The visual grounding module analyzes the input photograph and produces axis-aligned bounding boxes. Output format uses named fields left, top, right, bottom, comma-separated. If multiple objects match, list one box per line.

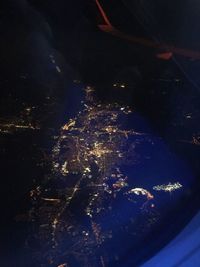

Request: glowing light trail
left=95, top=0, right=200, bottom=60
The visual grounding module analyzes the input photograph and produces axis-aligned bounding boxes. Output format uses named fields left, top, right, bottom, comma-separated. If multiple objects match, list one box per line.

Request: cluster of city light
left=32, top=86, right=184, bottom=266
left=48, top=86, right=157, bottom=261
left=52, top=87, right=138, bottom=183
left=153, top=182, right=183, bottom=192
left=126, top=188, right=154, bottom=200
left=0, top=122, right=39, bottom=131
left=113, top=83, right=126, bottom=88
left=0, top=108, right=40, bottom=134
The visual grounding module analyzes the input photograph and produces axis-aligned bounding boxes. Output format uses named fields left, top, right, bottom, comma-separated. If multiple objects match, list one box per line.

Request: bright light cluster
left=153, top=182, right=183, bottom=192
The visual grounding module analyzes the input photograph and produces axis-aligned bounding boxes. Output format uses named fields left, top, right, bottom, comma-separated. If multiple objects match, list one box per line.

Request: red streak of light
left=95, top=0, right=200, bottom=60
left=157, top=52, right=173, bottom=60
left=95, top=0, right=112, bottom=27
